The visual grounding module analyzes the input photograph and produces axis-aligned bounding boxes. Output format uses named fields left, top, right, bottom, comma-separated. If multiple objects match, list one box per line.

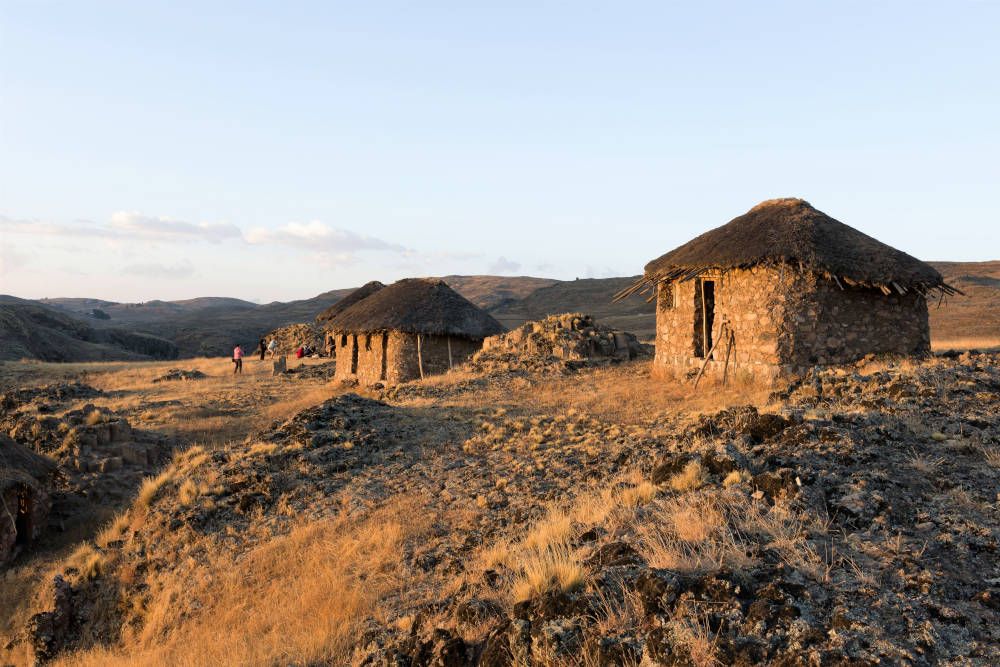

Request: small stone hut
left=618, top=198, right=958, bottom=381
left=315, top=281, right=386, bottom=356
left=326, top=278, right=505, bottom=384
left=1, top=434, right=58, bottom=566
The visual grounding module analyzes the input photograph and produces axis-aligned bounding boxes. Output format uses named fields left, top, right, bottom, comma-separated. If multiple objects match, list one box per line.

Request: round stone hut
left=315, top=281, right=386, bottom=357
left=618, top=198, right=958, bottom=381
left=326, top=278, right=505, bottom=385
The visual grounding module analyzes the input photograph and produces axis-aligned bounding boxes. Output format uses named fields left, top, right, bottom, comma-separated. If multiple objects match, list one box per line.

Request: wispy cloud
left=245, top=220, right=405, bottom=254
left=122, top=259, right=196, bottom=279
left=0, top=245, right=29, bottom=275
left=109, top=212, right=240, bottom=243
left=0, top=212, right=239, bottom=244
left=488, top=256, right=522, bottom=274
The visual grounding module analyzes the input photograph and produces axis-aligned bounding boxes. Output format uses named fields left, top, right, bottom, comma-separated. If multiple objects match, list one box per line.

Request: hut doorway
left=350, top=335, right=359, bottom=374
left=694, top=279, right=716, bottom=358
left=15, top=491, right=33, bottom=545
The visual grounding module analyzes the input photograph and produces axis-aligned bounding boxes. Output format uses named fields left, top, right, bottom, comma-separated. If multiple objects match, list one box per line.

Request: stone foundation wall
left=1, top=485, right=51, bottom=566
left=335, top=331, right=481, bottom=385
left=782, top=273, right=930, bottom=369
left=653, top=267, right=931, bottom=381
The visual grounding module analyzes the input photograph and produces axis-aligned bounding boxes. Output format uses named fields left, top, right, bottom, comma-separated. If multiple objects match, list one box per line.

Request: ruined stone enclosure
left=324, top=278, right=505, bottom=385
left=620, top=198, right=959, bottom=382
left=1, top=434, right=57, bottom=566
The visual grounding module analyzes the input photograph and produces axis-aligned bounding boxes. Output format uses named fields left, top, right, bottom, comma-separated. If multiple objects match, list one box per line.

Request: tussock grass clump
left=247, top=442, right=279, bottom=457
left=178, top=479, right=201, bottom=506
left=722, top=470, right=751, bottom=488
left=85, top=410, right=106, bottom=426
left=136, top=468, right=176, bottom=509
left=512, top=543, right=586, bottom=602
left=522, top=511, right=574, bottom=552
left=669, top=460, right=707, bottom=492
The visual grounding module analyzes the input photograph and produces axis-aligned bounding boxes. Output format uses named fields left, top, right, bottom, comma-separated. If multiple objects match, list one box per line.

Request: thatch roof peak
left=315, top=281, right=386, bottom=324
left=619, top=198, right=957, bottom=299
left=326, top=278, right=505, bottom=339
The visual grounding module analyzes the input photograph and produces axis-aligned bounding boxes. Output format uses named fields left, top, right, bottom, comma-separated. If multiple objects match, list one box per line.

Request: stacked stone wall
left=653, top=266, right=931, bottom=381
left=336, top=331, right=481, bottom=385
left=782, top=275, right=930, bottom=369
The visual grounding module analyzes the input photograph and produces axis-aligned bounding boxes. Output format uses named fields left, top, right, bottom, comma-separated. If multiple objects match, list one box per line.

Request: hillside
left=0, top=302, right=178, bottom=362
left=485, top=276, right=656, bottom=339
left=928, top=261, right=1000, bottom=346
left=3, top=261, right=997, bottom=362
left=1, top=348, right=997, bottom=665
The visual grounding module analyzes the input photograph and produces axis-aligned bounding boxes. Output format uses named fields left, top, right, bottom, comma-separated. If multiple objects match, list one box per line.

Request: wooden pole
left=693, top=324, right=725, bottom=389
left=446, top=336, right=453, bottom=369
left=416, top=334, right=425, bottom=380
left=721, top=328, right=734, bottom=387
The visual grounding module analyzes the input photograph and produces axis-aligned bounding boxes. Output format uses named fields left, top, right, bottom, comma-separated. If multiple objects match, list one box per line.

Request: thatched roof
left=0, top=434, right=57, bottom=493
left=326, top=278, right=506, bottom=339
left=618, top=198, right=958, bottom=299
left=315, top=281, right=386, bottom=324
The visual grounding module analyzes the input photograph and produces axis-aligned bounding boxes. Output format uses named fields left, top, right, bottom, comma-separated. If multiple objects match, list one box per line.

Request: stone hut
left=326, top=278, right=505, bottom=385
left=1, top=434, right=58, bottom=566
left=315, top=281, right=386, bottom=356
left=618, top=198, right=958, bottom=381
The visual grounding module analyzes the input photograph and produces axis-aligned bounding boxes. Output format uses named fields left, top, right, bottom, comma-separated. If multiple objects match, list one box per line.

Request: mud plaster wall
left=335, top=331, right=481, bottom=384
left=653, top=266, right=931, bottom=380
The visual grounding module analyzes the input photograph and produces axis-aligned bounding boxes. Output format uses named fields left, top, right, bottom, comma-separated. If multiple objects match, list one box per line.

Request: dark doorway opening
left=350, top=335, right=359, bottom=374
left=15, top=492, right=33, bottom=545
left=694, top=279, right=716, bottom=358
left=380, top=334, right=389, bottom=381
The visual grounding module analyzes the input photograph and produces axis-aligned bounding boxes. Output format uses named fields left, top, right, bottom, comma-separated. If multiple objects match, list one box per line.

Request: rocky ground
left=1, top=351, right=998, bottom=665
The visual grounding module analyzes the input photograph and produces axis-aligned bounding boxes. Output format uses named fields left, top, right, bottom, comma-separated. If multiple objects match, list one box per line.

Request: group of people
left=231, top=337, right=319, bottom=373
left=230, top=337, right=279, bottom=374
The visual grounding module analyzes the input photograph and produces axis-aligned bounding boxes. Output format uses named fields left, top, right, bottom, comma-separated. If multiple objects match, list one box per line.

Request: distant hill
left=441, top=275, right=559, bottom=311
left=483, top=276, right=655, bottom=339
left=0, top=301, right=178, bottom=362
left=927, top=261, right=1000, bottom=345
left=3, top=261, right=995, bottom=361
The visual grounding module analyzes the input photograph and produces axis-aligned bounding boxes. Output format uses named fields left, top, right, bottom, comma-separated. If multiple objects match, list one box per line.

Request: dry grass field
left=2, top=337, right=999, bottom=665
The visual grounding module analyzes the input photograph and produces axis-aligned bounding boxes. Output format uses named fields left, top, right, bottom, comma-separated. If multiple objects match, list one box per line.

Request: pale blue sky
left=1, top=1, right=997, bottom=302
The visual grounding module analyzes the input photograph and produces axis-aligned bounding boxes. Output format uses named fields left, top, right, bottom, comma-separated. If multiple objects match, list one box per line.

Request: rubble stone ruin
left=1, top=434, right=58, bottom=566
left=323, top=278, right=505, bottom=385
left=617, top=198, right=959, bottom=382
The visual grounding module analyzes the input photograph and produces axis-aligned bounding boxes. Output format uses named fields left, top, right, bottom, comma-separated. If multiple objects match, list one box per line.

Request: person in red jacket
left=232, top=344, right=244, bottom=374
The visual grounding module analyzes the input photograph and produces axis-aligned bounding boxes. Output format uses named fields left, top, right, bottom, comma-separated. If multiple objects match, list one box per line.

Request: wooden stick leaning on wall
left=416, top=334, right=425, bottom=380
left=721, top=329, right=735, bottom=387
left=447, top=336, right=453, bottom=369
left=693, top=322, right=728, bottom=389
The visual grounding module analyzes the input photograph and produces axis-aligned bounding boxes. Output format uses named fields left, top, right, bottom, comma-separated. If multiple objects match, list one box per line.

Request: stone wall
left=782, top=273, right=931, bottom=369
left=335, top=331, right=481, bottom=385
left=653, top=266, right=931, bottom=381
left=1, top=484, right=51, bottom=566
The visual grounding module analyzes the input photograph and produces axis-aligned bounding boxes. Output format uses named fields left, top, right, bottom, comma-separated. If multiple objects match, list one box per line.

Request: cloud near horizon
left=488, top=256, right=522, bottom=274
left=244, top=220, right=405, bottom=255
left=122, top=259, right=196, bottom=279
left=0, top=212, right=240, bottom=244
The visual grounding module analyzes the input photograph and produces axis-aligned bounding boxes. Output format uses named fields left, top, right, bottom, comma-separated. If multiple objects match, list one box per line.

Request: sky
left=1, top=1, right=998, bottom=303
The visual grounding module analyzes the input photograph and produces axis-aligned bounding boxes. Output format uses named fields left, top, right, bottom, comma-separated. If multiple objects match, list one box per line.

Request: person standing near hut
left=258, top=337, right=267, bottom=361
left=267, top=338, right=277, bottom=358
left=232, top=344, right=244, bottom=374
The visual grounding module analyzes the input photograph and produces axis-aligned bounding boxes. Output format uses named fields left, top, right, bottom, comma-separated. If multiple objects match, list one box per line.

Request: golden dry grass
left=55, top=502, right=432, bottom=667
left=930, top=336, right=1000, bottom=351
